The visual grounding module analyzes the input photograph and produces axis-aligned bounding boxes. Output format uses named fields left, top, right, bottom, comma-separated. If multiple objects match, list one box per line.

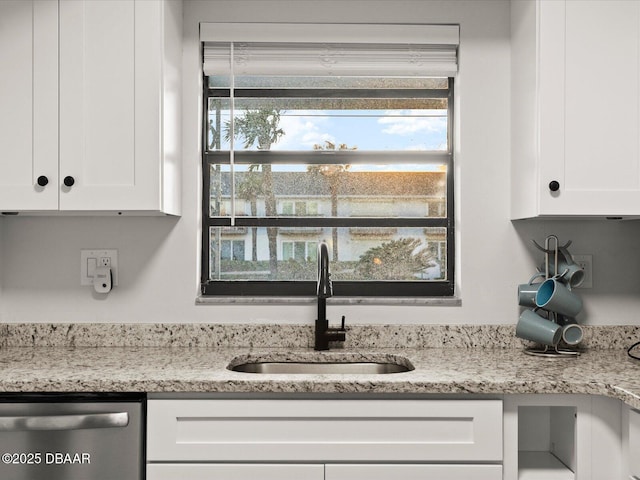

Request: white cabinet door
left=512, top=0, right=640, bottom=218
left=148, top=464, right=503, bottom=480
left=147, top=464, right=324, bottom=480
left=59, top=0, right=162, bottom=212
left=0, top=0, right=58, bottom=211
left=539, top=0, right=640, bottom=216
left=0, top=0, right=180, bottom=214
left=326, top=464, right=502, bottom=480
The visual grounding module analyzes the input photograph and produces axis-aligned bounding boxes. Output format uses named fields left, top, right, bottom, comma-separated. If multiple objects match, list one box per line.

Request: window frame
left=200, top=78, right=455, bottom=297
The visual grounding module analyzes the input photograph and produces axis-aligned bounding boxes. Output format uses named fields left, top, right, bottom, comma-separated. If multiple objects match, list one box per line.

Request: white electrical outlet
left=81, top=249, right=118, bottom=286
left=571, top=254, right=592, bottom=289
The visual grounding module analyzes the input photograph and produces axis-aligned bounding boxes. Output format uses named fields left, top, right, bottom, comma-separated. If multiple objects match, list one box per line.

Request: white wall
left=0, top=0, right=639, bottom=325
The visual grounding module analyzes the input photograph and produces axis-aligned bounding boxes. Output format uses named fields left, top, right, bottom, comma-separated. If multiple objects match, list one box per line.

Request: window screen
left=201, top=23, right=457, bottom=297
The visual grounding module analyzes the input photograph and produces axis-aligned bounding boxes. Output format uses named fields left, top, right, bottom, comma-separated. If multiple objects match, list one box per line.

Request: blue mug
left=535, top=278, right=583, bottom=318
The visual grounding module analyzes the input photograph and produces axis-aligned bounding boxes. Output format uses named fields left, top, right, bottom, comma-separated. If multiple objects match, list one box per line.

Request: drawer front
left=147, top=464, right=501, bottom=480
left=326, top=464, right=503, bottom=480
left=147, top=464, right=324, bottom=480
left=147, top=399, right=503, bottom=462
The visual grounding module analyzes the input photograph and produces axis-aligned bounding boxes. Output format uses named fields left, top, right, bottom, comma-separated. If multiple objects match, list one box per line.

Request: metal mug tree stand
left=525, top=235, right=581, bottom=357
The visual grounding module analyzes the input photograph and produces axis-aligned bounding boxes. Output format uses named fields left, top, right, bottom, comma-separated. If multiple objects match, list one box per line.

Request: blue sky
left=211, top=107, right=448, bottom=172
left=213, top=108, right=448, bottom=151
left=271, top=109, right=448, bottom=152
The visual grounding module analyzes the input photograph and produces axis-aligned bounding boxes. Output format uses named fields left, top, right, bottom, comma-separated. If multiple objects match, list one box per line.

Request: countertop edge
left=0, top=346, right=638, bottom=410
left=0, top=379, right=634, bottom=409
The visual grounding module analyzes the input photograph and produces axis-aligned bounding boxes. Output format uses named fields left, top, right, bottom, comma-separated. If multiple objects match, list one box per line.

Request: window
left=201, top=23, right=458, bottom=297
left=221, top=240, right=245, bottom=261
left=281, top=201, right=318, bottom=216
left=283, top=241, right=318, bottom=262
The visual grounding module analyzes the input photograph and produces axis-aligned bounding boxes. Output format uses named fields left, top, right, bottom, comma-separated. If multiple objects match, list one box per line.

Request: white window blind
left=201, top=23, right=459, bottom=78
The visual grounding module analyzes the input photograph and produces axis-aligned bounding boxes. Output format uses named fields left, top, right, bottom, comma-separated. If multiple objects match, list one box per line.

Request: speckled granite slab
left=0, top=323, right=639, bottom=349
left=0, top=346, right=638, bottom=409
left=0, top=324, right=639, bottom=408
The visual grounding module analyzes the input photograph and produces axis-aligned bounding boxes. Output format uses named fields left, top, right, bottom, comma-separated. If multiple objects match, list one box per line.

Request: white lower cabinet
left=146, top=398, right=503, bottom=479
left=325, top=464, right=502, bottom=480
left=147, top=464, right=502, bottom=480
left=627, top=408, right=640, bottom=479
left=504, top=395, right=623, bottom=480
left=147, top=464, right=324, bottom=480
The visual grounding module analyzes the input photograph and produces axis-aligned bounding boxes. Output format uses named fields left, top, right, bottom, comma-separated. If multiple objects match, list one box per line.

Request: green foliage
left=279, top=259, right=316, bottom=280
left=219, top=260, right=316, bottom=281
left=224, top=108, right=285, bottom=278
left=225, top=109, right=285, bottom=150
left=236, top=170, right=264, bottom=202
left=312, top=140, right=357, bottom=152
left=355, top=238, right=435, bottom=281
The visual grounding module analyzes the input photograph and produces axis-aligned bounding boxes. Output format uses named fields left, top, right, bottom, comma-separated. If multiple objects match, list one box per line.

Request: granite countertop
left=1, top=345, right=639, bottom=409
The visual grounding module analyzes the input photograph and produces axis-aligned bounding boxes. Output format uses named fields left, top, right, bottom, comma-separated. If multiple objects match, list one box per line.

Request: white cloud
left=378, top=110, right=447, bottom=136
left=271, top=111, right=334, bottom=150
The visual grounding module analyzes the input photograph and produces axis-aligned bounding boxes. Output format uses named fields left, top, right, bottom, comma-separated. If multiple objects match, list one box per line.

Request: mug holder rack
left=524, top=235, right=580, bottom=358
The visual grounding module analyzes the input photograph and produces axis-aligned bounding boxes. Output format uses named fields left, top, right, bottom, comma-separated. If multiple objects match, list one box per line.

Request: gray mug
left=535, top=277, right=583, bottom=318
left=556, top=316, right=584, bottom=346
left=518, top=273, right=545, bottom=308
left=542, top=247, right=585, bottom=288
left=516, top=309, right=562, bottom=346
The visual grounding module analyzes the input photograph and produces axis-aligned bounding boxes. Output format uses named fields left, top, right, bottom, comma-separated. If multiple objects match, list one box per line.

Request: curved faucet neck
left=317, top=242, right=333, bottom=299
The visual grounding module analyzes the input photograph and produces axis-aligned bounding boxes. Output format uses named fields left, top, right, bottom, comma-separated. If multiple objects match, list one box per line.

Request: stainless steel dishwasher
left=0, top=393, right=144, bottom=480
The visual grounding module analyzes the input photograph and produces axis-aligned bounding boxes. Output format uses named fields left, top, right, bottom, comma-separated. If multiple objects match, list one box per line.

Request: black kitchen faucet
left=315, top=242, right=346, bottom=351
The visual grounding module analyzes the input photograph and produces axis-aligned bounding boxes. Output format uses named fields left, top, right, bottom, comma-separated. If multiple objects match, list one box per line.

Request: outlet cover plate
left=80, top=249, right=118, bottom=286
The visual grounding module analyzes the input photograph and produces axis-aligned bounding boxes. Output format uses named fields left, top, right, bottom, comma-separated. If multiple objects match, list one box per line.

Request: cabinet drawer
left=326, top=464, right=503, bottom=480
left=147, top=399, right=503, bottom=462
left=147, top=464, right=324, bottom=480
left=147, top=464, right=502, bottom=480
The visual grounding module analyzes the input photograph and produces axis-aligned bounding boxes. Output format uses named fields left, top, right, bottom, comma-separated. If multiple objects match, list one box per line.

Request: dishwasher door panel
left=0, top=400, right=143, bottom=480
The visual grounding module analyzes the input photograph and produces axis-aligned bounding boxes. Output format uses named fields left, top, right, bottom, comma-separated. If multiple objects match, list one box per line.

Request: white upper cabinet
left=0, top=0, right=181, bottom=215
left=59, top=0, right=181, bottom=214
left=0, top=1, right=58, bottom=211
left=511, top=0, right=640, bottom=218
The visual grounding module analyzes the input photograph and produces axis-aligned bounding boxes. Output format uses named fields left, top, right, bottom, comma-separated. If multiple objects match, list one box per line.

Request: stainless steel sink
left=229, top=360, right=413, bottom=375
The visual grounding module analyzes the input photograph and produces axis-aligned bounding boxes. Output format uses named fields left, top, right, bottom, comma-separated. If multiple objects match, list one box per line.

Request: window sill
left=196, top=296, right=461, bottom=306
